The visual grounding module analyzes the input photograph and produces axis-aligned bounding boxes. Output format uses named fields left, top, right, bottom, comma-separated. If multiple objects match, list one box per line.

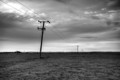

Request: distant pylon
left=37, top=20, right=50, bottom=59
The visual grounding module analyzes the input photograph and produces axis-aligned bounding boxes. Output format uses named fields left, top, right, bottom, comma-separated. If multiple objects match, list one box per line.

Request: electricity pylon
left=37, top=20, right=50, bottom=59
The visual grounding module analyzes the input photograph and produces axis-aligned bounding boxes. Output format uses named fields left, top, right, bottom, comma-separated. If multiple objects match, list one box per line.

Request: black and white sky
left=0, top=0, right=120, bottom=52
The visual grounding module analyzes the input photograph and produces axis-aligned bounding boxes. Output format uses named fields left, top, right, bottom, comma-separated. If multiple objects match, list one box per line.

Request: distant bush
left=15, top=51, right=21, bottom=53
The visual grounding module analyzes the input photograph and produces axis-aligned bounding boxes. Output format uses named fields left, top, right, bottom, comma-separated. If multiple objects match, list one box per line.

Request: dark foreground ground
left=0, top=52, right=120, bottom=80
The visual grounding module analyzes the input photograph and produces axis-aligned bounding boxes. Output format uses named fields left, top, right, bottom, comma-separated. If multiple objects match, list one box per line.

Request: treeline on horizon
left=0, top=51, right=120, bottom=54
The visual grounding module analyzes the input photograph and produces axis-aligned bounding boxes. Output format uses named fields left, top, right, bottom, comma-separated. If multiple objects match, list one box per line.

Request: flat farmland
left=0, top=52, right=120, bottom=80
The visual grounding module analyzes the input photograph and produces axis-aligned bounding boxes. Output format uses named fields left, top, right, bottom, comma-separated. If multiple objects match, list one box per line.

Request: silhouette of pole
left=77, top=45, right=79, bottom=52
left=37, top=20, right=50, bottom=59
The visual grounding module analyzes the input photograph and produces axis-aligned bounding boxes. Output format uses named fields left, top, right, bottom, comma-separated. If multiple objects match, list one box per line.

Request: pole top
left=38, top=20, right=50, bottom=23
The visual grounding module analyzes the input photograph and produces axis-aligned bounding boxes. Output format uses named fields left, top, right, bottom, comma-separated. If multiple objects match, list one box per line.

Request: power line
left=15, top=0, right=38, bottom=15
left=48, top=28, right=81, bottom=52
left=47, top=27, right=66, bottom=41
left=0, top=0, right=40, bottom=18
left=0, top=1, right=74, bottom=44
left=1, top=0, right=76, bottom=52
left=15, top=0, right=31, bottom=11
left=12, top=0, right=75, bottom=44
left=1, top=0, right=74, bottom=48
left=0, top=0, right=24, bottom=13
left=15, top=0, right=51, bottom=20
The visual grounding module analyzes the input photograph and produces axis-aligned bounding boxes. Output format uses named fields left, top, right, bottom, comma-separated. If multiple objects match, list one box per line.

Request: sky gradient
left=0, top=0, right=120, bottom=52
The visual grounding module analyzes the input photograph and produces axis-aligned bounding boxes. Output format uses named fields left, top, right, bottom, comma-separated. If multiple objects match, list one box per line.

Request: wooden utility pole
left=77, top=45, right=79, bottom=52
left=37, top=20, right=50, bottom=59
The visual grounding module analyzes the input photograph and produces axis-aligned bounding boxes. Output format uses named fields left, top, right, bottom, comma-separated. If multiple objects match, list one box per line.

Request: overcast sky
left=0, top=0, right=120, bottom=52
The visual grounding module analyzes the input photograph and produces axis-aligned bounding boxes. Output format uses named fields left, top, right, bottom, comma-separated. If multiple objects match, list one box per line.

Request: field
left=0, top=52, right=120, bottom=80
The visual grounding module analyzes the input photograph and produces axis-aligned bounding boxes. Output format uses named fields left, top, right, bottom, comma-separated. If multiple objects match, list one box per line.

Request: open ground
left=0, top=52, right=120, bottom=80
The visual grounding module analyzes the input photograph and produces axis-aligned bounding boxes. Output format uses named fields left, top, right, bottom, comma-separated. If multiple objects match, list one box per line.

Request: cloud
left=0, top=12, right=27, bottom=24
left=91, top=15, right=101, bottom=20
left=106, top=21, right=120, bottom=27
left=0, top=1, right=50, bottom=23
left=106, top=11, right=120, bottom=27
left=89, top=10, right=120, bottom=28
left=54, top=0, right=71, bottom=4
left=0, top=1, right=119, bottom=43
left=0, top=0, right=119, bottom=52
left=93, top=29, right=120, bottom=41
left=0, top=12, right=23, bottom=37
left=80, top=36, right=96, bottom=39
left=0, top=12, right=30, bottom=36
left=0, top=12, right=37, bottom=41
left=107, top=0, right=120, bottom=9
left=66, top=24, right=111, bottom=35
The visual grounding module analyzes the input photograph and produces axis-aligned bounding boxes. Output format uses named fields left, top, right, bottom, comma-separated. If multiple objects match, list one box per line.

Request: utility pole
left=82, top=49, right=84, bottom=52
left=77, top=45, right=79, bottom=52
left=37, top=20, right=50, bottom=59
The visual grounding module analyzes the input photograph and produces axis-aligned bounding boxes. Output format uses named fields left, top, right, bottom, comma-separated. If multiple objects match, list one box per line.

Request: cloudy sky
left=0, top=0, right=120, bottom=52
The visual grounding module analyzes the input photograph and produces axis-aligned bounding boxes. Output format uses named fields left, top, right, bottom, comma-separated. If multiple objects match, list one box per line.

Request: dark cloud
left=110, top=29, right=120, bottom=39
left=0, top=12, right=72, bottom=42
left=0, top=39, right=6, bottom=41
left=75, top=29, right=120, bottom=42
left=65, top=24, right=111, bottom=35
left=80, top=36, right=96, bottom=39
left=0, top=12, right=28, bottom=38
left=0, top=0, right=119, bottom=51
left=54, top=0, right=71, bottom=4
left=0, top=27, right=73, bottom=43
left=97, top=29, right=120, bottom=41
left=90, top=11, right=120, bottom=28
left=0, top=12, right=28, bottom=29
left=0, top=27, right=38, bottom=42
left=91, top=15, right=120, bottom=28
left=106, top=20, right=120, bottom=27
left=106, top=12, right=120, bottom=27
left=107, top=0, right=120, bottom=9
left=91, top=15, right=101, bottom=20
left=0, top=12, right=38, bottom=43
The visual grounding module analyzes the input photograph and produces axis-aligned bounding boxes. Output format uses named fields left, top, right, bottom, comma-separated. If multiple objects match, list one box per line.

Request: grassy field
left=0, top=52, right=120, bottom=80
